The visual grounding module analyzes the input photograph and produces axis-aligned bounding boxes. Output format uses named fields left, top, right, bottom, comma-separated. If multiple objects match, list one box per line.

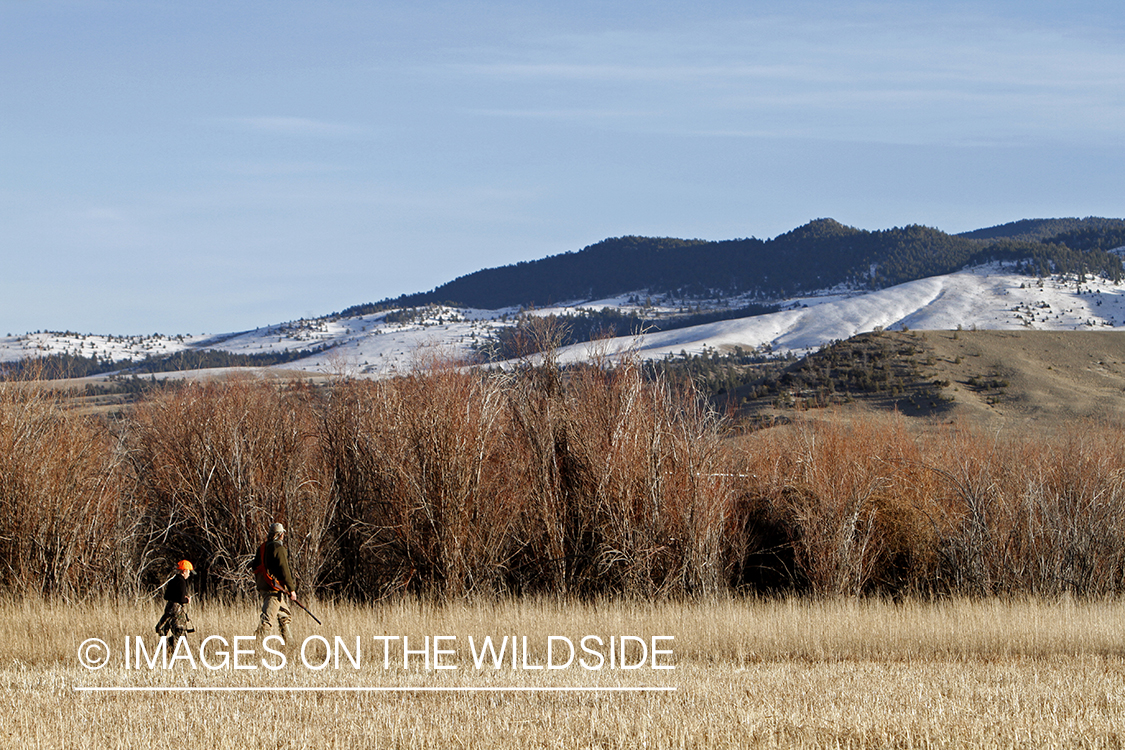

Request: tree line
left=341, top=217, right=1125, bottom=313
left=1, top=346, right=333, bottom=382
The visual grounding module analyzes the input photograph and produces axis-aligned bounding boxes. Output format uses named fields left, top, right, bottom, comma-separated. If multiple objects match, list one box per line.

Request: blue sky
left=2, top=0, right=1123, bottom=335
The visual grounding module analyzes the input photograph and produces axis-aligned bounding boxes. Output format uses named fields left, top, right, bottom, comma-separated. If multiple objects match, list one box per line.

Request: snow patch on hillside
left=553, top=265, right=1125, bottom=364
left=4, top=263, right=1125, bottom=377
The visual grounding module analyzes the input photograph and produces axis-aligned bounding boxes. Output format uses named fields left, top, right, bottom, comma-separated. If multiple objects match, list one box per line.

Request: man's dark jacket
left=253, top=539, right=297, bottom=593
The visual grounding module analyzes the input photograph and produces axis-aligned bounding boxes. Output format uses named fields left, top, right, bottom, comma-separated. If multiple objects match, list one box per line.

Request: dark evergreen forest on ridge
left=342, top=217, right=1125, bottom=315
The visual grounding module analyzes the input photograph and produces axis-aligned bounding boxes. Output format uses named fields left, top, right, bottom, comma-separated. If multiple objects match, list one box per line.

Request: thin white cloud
left=468, top=107, right=659, bottom=120
left=215, top=161, right=358, bottom=177
left=79, top=207, right=128, bottom=222
left=212, top=117, right=369, bottom=138
left=450, top=30, right=1125, bottom=96
left=434, top=5, right=1125, bottom=148
left=450, top=62, right=809, bottom=84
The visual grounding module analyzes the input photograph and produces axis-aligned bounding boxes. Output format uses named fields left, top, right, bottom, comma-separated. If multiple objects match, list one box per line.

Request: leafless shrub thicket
left=732, top=418, right=1125, bottom=597
left=321, top=354, right=729, bottom=599
left=0, top=381, right=124, bottom=598
left=922, top=425, right=1125, bottom=597
left=734, top=419, right=943, bottom=597
left=321, top=364, right=521, bottom=599
left=505, top=359, right=729, bottom=598
left=5, top=355, right=1125, bottom=601
left=124, top=378, right=333, bottom=597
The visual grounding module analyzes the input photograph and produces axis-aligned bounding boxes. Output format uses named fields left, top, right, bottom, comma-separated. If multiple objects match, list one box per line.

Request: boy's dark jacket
left=163, top=574, right=190, bottom=604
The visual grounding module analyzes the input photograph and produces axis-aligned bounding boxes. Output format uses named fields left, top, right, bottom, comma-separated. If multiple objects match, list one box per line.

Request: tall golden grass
left=4, top=357, right=1125, bottom=601
left=4, top=596, right=1124, bottom=748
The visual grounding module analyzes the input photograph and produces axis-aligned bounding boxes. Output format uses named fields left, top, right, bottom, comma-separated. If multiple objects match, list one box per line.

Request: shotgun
left=273, top=583, right=322, bottom=625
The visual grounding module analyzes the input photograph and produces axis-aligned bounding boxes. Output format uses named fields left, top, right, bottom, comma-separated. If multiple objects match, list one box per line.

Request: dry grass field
left=4, top=596, right=1125, bottom=748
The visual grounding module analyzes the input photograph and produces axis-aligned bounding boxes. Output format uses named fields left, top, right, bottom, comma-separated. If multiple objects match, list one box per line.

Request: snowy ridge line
left=3, top=263, right=1125, bottom=378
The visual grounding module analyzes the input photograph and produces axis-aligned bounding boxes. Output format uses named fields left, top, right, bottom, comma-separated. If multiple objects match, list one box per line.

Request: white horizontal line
left=74, top=686, right=677, bottom=693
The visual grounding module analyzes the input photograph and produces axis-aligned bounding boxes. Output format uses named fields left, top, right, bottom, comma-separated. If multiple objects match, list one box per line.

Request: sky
left=2, top=0, right=1123, bottom=335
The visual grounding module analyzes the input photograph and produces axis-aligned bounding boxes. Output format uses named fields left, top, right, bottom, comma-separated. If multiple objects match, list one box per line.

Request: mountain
left=343, top=217, right=1125, bottom=314
left=4, top=217, right=1125, bottom=386
left=957, top=217, right=1125, bottom=243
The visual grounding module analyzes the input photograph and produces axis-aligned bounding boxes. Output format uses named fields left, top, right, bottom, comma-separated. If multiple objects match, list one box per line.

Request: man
left=155, top=559, right=194, bottom=639
left=252, top=522, right=298, bottom=644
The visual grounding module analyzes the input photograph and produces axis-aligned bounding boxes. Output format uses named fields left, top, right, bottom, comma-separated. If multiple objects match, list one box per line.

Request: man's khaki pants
left=255, top=590, right=292, bottom=643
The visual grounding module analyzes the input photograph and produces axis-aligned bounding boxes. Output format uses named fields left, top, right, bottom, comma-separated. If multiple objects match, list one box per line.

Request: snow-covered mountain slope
left=3, top=261, right=1125, bottom=378
left=553, top=263, right=1125, bottom=365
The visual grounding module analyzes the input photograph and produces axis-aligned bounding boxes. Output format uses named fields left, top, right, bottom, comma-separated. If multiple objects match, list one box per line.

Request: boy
left=155, top=559, right=194, bottom=639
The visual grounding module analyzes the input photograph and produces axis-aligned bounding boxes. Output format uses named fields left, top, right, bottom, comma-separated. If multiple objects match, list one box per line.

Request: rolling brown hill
left=745, top=329, right=1125, bottom=434
left=915, top=329, right=1125, bottom=430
